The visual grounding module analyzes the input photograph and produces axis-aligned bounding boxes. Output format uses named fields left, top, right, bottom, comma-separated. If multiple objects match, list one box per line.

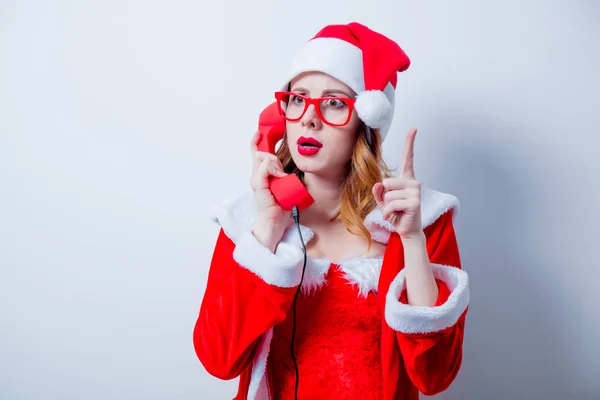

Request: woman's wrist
left=400, top=231, right=430, bottom=270
left=399, top=230, right=426, bottom=249
left=252, top=217, right=287, bottom=253
left=400, top=230, right=438, bottom=306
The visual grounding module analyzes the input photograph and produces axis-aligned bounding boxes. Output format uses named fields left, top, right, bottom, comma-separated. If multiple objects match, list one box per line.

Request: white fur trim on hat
left=281, top=37, right=397, bottom=141
left=284, top=37, right=365, bottom=94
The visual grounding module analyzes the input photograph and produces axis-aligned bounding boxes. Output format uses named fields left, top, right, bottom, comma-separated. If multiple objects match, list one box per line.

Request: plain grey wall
left=1, top=0, right=599, bottom=399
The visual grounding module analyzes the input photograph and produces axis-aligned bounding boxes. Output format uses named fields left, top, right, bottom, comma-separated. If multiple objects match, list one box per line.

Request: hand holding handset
left=256, top=102, right=314, bottom=211
left=257, top=102, right=310, bottom=400
left=256, top=102, right=311, bottom=400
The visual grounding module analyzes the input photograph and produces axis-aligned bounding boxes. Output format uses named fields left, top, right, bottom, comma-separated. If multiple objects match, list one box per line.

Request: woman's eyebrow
left=290, top=87, right=353, bottom=98
left=290, top=86, right=308, bottom=93
left=322, top=89, right=353, bottom=98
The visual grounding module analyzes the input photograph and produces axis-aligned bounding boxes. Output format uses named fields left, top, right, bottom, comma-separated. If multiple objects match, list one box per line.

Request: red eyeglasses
left=274, top=91, right=356, bottom=127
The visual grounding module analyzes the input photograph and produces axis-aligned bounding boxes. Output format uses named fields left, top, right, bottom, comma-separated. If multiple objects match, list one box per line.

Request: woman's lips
left=297, top=136, right=322, bottom=156
left=297, top=145, right=321, bottom=155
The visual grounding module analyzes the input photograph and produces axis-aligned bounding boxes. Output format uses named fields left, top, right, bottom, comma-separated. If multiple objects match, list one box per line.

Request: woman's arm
left=193, top=226, right=304, bottom=380
left=383, top=210, right=469, bottom=395
left=400, top=231, right=438, bottom=306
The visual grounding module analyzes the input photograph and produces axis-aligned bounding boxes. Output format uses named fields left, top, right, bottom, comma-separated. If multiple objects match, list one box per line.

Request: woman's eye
left=291, top=95, right=304, bottom=104
left=325, top=98, right=346, bottom=108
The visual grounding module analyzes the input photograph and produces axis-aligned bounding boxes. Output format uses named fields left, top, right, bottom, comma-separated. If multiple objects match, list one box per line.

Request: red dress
left=267, top=263, right=383, bottom=399
left=193, top=188, right=470, bottom=400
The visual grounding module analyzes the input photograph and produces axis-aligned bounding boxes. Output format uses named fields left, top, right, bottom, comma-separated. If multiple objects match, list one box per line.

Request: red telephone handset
left=256, top=102, right=314, bottom=211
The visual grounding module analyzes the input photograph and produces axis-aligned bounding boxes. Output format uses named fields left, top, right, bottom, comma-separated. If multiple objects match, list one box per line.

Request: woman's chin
left=293, top=157, right=322, bottom=174
left=292, top=151, right=340, bottom=175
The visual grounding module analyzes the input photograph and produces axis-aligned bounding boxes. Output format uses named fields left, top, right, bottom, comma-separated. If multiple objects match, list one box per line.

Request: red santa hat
left=281, top=22, right=411, bottom=142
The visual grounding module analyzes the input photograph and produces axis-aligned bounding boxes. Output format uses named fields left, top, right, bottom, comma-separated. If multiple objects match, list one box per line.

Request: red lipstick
left=297, top=136, right=322, bottom=156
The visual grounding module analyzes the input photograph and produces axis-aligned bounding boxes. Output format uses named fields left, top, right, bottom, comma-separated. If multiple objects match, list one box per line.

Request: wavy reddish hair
left=275, top=123, right=394, bottom=250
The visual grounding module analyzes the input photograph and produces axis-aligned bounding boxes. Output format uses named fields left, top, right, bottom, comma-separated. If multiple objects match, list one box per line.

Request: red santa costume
left=193, top=22, right=470, bottom=400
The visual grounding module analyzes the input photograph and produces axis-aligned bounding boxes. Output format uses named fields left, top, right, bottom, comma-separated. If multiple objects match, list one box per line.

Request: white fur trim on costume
left=364, top=187, right=460, bottom=244
left=211, top=190, right=258, bottom=244
left=299, top=258, right=331, bottom=296
left=385, top=264, right=469, bottom=334
left=336, top=256, right=384, bottom=297
left=420, top=186, right=461, bottom=228
left=298, top=256, right=384, bottom=297
left=355, top=90, right=392, bottom=129
left=247, top=328, right=273, bottom=400
left=211, top=187, right=459, bottom=289
left=232, top=231, right=305, bottom=288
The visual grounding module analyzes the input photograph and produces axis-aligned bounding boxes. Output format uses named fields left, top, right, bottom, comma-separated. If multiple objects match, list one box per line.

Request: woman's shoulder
left=209, top=187, right=460, bottom=246
left=420, top=187, right=460, bottom=228
left=209, top=190, right=257, bottom=243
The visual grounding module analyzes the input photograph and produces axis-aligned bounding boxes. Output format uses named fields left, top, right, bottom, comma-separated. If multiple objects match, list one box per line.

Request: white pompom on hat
left=281, top=22, right=410, bottom=142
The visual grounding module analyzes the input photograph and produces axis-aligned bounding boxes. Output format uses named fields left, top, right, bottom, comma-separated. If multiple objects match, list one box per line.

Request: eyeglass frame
left=274, top=91, right=357, bottom=127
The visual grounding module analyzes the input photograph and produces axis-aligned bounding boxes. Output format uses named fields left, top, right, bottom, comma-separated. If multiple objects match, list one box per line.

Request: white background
left=1, top=1, right=599, bottom=399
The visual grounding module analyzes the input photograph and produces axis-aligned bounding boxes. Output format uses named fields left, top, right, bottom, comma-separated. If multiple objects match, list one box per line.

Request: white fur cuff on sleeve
left=385, top=264, right=469, bottom=334
left=232, top=231, right=305, bottom=288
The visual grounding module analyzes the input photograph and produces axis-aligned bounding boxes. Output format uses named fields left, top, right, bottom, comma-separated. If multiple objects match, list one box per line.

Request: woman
left=193, top=22, right=470, bottom=400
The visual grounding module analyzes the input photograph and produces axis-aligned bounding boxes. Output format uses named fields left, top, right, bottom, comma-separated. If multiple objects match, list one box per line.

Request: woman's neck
left=302, top=171, right=345, bottom=222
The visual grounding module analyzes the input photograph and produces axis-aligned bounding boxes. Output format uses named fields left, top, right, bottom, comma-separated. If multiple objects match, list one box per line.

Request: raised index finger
left=400, top=128, right=417, bottom=178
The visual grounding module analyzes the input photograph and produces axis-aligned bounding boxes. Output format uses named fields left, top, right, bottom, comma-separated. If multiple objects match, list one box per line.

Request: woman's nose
left=301, top=103, right=323, bottom=129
